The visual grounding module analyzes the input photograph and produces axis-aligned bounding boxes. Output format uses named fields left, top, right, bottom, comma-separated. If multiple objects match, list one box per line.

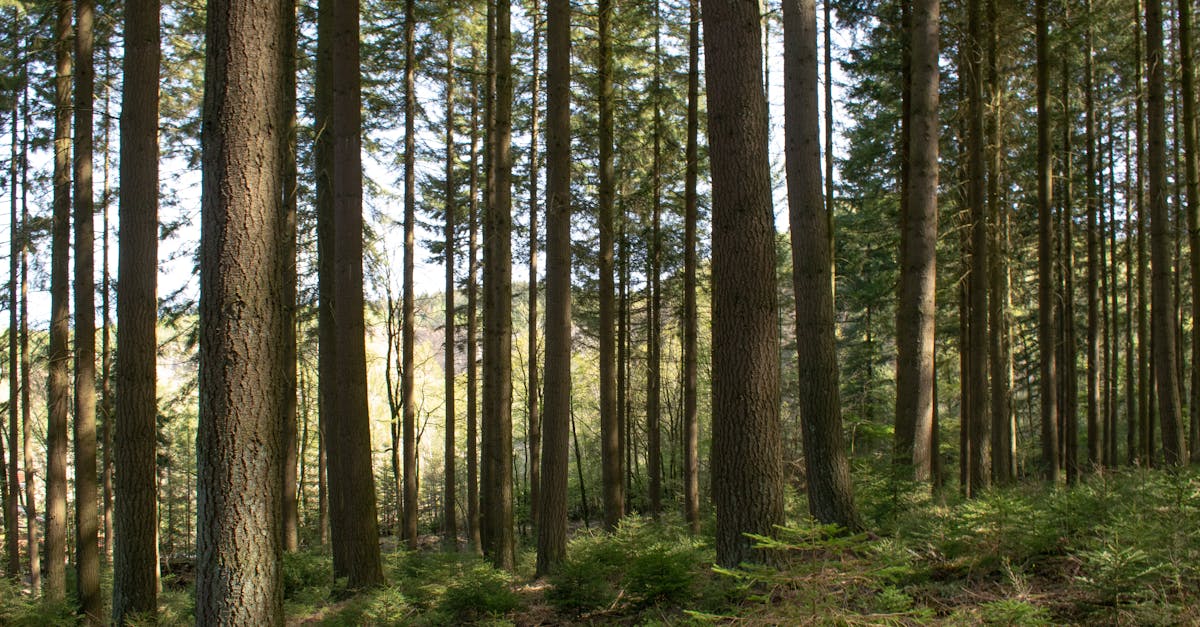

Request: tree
left=782, top=0, right=861, bottom=529
left=894, top=0, right=940, bottom=483
left=466, top=43, right=482, bottom=553
left=1146, top=0, right=1186, bottom=465
left=195, top=0, right=288, bottom=621
left=73, top=0, right=102, bottom=617
left=1036, top=0, right=1058, bottom=482
left=401, top=0, right=419, bottom=550
left=646, top=0, right=664, bottom=517
left=1178, top=0, right=1200, bottom=465
left=527, top=0, right=542, bottom=539
left=964, top=0, right=990, bottom=496
left=112, top=0, right=161, bottom=620
left=44, top=0, right=73, bottom=601
left=4, top=22, right=19, bottom=582
left=702, top=0, right=785, bottom=567
left=281, top=0, right=301, bottom=554
left=482, top=0, right=517, bottom=571
left=1085, top=0, right=1101, bottom=471
left=443, top=26, right=459, bottom=549
left=537, top=0, right=571, bottom=576
left=681, top=0, right=700, bottom=534
left=598, top=0, right=623, bottom=532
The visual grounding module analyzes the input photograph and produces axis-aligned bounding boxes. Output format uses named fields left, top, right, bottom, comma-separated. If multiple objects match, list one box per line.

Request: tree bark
left=647, top=0, right=663, bottom=517
left=1146, top=0, right=1187, bottom=464
left=894, top=0, right=940, bottom=482
left=682, top=0, right=701, bottom=534
left=466, top=45, right=482, bottom=553
left=113, top=0, right=162, bottom=620
left=316, top=0, right=384, bottom=587
left=702, top=0, right=786, bottom=567
left=965, top=0, right=989, bottom=497
left=44, top=0, right=73, bottom=601
left=443, top=27, right=459, bottom=548
left=196, top=0, right=289, bottom=621
left=783, top=0, right=861, bottom=529
left=1178, top=0, right=1200, bottom=464
left=526, top=0, right=542, bottom=540
left=5, top=21, right=19, bottom=583
left=281, top=0, right=300, bottom=554
left=537, top=0, right=572, bottom=576
left=401, top=0, right=420, bottom=550
left=1084, top=0, right=1101, bottom=471
left=1035, top=0, right=1059, bottom=482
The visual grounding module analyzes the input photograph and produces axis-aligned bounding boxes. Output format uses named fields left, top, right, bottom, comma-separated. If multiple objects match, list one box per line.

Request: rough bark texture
left=466, top=48, right=482, bottom=553
left=196, top=1, right=288, bottom=622
left=1084, top=1, right=1101, bottom=471
left=1178, top=0, right=1200, bottom=464
left=682, top=0, right=701, bottom=534
left=987, top=0, right=1014, bottom=484
left=895, top=0, right=940, bottom=482
left=647, top=0, right=664, bottom=517
left=598, top=0, right=623, bottom=533
left=281, top=0, right=300, bottom=554
left=483, top=0, right=517, bottom=571
left=401, top=0, right=419, bottom=550
left=19, top=72, right=39, bottom=593
left=701, top=0, right=785, bottom=567
left=537, top=0, right=571, bottom=576
left=112, top=0, right=161, bottom=620
left=72, top=0, right=102, bottom=618
left=783, top=0, right=861, bottom=530
left=5, top=28, right=19, bottom=583
left=1036, top=0, right=1059, bottom=481
left=965, top=0, right=989, bottom=497
left=316, top=0, right=384, bottom=587
left=44, top=0, right=73, bottom=600
left=527, top=0, right=541, bottom=539
left=1146, top=0, right=1187, bottom=464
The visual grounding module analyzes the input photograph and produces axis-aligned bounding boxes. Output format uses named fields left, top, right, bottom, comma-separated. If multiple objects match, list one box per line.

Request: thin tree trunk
left=443, top=28, right=459, bottom=548
left=783, top=0, right=861, bottom=529
left=112, top=0, right=161, bottom=620
left=1061, top=43, right=1079, bottom=484
left=647, top=0, right=663, bottom=516
left=965, top=0, right=989, bottom=496
left=281, top=0, right=300, bottom=554
left=99, top=44, right=114, bottom=562
left=1136, top=0, right=1152, bottom=465
left=1036, top=0, right=1059, bottom=482
left=1084, top=0, right=1101, bottom=471
left=19, top=73, right=40, bottom=594
left=401, top=0, right=420, bottom=550
left=5, top=20, right=20, bottom=582
left=195, top=0, right=289, bottom=620
left=1178, top=0, right=1200, bottom=464
left=987, top=0, right=1013, bottom=484
left=44, top=0, right=73, bottom=600
left=466, top=45, right=482, bottom=554
left=682, top=0, right=701, bottom=534
left=527, top=0, right=542, bottom=540
left=702, top=0, right=786, bottom=566
left=598, top=0, right=624, bottom=530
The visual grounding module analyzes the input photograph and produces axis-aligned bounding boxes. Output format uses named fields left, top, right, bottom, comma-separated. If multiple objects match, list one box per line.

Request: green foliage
left=360, top=586, right=412, bottom=624
left=977, top=599, right=1053, bottom=625
left=0, top=577, right=76, bottom=626
left=437, top=564, right=521, bottom=622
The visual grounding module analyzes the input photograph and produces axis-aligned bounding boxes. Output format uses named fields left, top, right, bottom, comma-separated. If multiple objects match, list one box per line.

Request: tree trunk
left=894, top=0, right=940, bottom=482
left=1084, top=0, right=1101, bottom=471
left=526, top=0, right=542, bottom=541
left=483, top=0, right=517, bottom=571
left=681, top=0, right=701, bottom=534
left=1178, top=0, right=1200, bottom=464
left=537, top=0, right=572, bottom=576
left=196, top=0, right=289, bottom=620
left=1136, top=0, right=1152, bottom=465
left=443, top=27, right=459, bottom=548
left=702, top=0, right=786, bottom=567
left=281, top=0, right=300, bottom=554
left=965, top=0, right=989, bottom=497
left=5, top=24, right=19, bottom=583
left=113, top=0, right=161, bottom=620
left=401, top=0, right=420, bottom=550
left=466, top=45, right=482, bottom=553
left=647, top=0, right=663, bottom=517
left=19, top=75, right=40, bottom=593
left=44, top=0, right=73, bottom=601
left=316, top=0, right=384, bottom=587
left=598, top=0, right=623, bottom=530
left=1061, top=45, right=1079, bottom=484
left=1146, top=0, right=1187, bottom=464
left=987, top=0, right=1014, bottom=484
left=1035, top=0, right=1059, bottom=482
left=783, top=0, right=861, bottom=529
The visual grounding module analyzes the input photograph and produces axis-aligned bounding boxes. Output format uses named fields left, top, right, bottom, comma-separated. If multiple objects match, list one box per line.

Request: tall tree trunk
left=1107, top=121, right=1121, bottom=467
left=702, top=0, right=786, bottom=567
left=1136, top=0, right=1152, bottom=465
left=443, top=28, right=459, bottom=548
left=1035, top=0, right=1059, bottom=482
left=19, top=74, right=40, bottom=593
left=113, top=0, right=161, bottom=620
left=72, top=0, right=101, bottom=618
left=401, top=0, right=420, bottom=550
left=894, top=0, right=940, bottom=482
left=783, top=0, right=861, bottom=529
left=598, top=0, right=624, bottom=530
left=965, top=0, right=989, bottom=497
left=537, top=0, right=572, bottom=576
left=483, top=0, right=517, bottom=571
left=44, top=0, right=73, bottom=601
left=1061, top=44, right=1079, bottom=484
left=824, top=0, right=835, bottom=294
left=466, top=45, right=482, bottom=553
left=681, top=0, right=701, bottom=534
left=1126, top=105, right=1139, bottom=465
left=647, top=0, right=663, bottom=516
left=196, top=0, right=288, bottom=620
left=316, top=0, right=384, bottom=587
left=987, top=0, right=1013, bottom=484
left=526, top=0, right=541, bottom=539
left=1084, top=0, right=1102, bottom=471
left=1146, top=0, right=1187, bottom=464
left=281, top=0, right=300, bottom=554
left=1178, top=0, right=1200, bottom=464
left=5, top=21, right=19, bottom=583
left=99, top=45, right=113, bottom=562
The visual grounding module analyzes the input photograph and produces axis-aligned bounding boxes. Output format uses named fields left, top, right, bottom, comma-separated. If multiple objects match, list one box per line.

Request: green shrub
left=362, top=586, right=412, bottom=624
left=625, top=542, right=698, bottom=606
left=282, top=550, right=333, bottom=599
left=978, top=599, right=1052, bottom=625
left=438, top=564, right=521, bottom=621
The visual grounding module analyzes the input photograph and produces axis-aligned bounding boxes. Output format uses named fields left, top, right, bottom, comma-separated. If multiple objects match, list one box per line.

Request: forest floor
left=1, top=466, right=1197, bottom=625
